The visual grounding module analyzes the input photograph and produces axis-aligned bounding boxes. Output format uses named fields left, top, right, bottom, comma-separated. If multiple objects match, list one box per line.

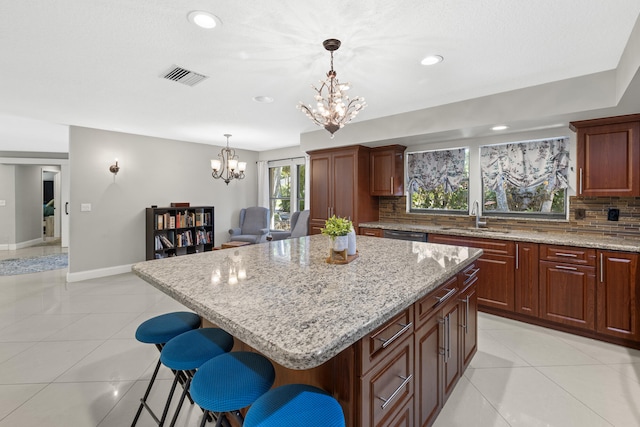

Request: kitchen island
left=133, top=234, right=483, bottom=426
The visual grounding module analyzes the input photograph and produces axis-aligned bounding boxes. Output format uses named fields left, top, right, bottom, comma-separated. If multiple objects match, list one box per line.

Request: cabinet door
left=332, top=150, right=357, bottom=221
left=515, top=242, right=539, bottom=316
left=309, top=154, right=331, bottom=234
left=414, top=312, right=443, bottom=427
left=597, top=251, right=640, bottom=341
left=442, top=299, right=460, bottom=402
left=576, top=120, right=640, bottom=197
left=476, top=254, right=515, bottom=311
left=459, top=279, right=478, bottom=370
left=370, top=146, right=404, bottom=196
left=539, top=260, right=596, bottom=330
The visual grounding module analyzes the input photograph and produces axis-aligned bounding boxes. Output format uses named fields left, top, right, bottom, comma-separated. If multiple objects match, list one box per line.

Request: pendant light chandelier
left=210, top=134, right=246, bottom=185
left=297, top=39, right=366, bottom=138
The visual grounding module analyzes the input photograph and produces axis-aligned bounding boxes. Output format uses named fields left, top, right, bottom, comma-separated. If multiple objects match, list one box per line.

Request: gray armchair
left=229, top=207, right=270, bottom=244
left=270, top=210, right=310, bottom=241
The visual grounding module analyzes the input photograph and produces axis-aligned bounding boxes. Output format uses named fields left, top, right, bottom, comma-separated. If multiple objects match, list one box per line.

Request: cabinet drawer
left=415, top=275, right=459, bottom=328
left=360, top=336, right=414, bottom=427
left=461, top=262, right=479, bottom=289
left=540, top=244, right=596, bottom=266
left=429, top=234, right=514, bottom=256
left=360, top=307, right=413, bottom=375
left=360, top=227, right=384, bottom=237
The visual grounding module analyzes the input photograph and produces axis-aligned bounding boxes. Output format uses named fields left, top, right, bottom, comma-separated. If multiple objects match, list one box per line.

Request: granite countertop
left=359, top=222, right=640, bottom=253
left=132, top=234, right=482, bottom=370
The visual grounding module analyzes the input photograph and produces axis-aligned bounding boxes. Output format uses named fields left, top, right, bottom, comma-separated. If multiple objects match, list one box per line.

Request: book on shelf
left=159, top=234, right=174, bottom=248
left=156, top=214, right=163, bottom=230
left=169, top=216, right=176, bottom=229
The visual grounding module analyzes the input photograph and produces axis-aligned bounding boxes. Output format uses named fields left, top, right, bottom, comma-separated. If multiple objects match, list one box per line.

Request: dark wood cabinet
left=459, top=264, right=478, bottom=371
left=370, top=145, right=406, bottom=196
left=514, top=242, right=540, bottom=316
left=597, top=251, right=640, bottom=341
left=308, top=145, right=378, bottom=235
left=360, top=227, right=384, bottom=238
left=428, top=234, right=515, bottom=311
left=145, top=206, right=214, bottom=260
left=570, top=114, right=640, bottom=197
left=539, top=244, right=596, bottom=330
left=414, top=275, right=460, bottom=427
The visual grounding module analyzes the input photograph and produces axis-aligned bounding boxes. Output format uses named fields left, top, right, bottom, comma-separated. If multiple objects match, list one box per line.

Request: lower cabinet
left=459, top=264, right=479, bottom=371
left=356, top=269, right=478, bottom=427
left=539, top=260, right=596, bottom=330
left=597, top=251, right=640, bottom=341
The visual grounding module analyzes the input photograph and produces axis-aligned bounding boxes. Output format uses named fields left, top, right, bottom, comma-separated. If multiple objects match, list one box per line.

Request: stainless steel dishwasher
left=383, top=229, right=428, bottom=242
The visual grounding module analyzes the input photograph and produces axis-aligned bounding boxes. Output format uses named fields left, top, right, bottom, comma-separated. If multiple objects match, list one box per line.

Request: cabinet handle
left=446, top=314, right=451, bottom=360
left=579, top=168, right=583, bottom=195
left=515, top=244, right=519, bottom=269
left=327, top=207, right=331, bottom=218
left=433, top=288, right=457, bottom=307
left=464, top=268, right=479, bottom=280
left=556, top=252, right=578, bottom=258
left=459, top=295, right=470, bottom=334
left=378, top=374, right=413, bottom=410
left=364, top=231, right=376, bottom=236
left=600, top=253, right=604, bottom=283
left=378, top=322, right=413, bottom=348
left=390, top=176, right=394, bottom=194
left=65, top=202, right=69, bottom=215
left=555, top=265, right=577, bottom=271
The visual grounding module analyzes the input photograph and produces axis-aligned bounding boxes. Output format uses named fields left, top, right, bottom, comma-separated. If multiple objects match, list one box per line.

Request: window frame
left=479, top=137, right=569, bottom=219
left=407, top=147, right=470, bottom=214
left=268, top=157, right=306, bottom=230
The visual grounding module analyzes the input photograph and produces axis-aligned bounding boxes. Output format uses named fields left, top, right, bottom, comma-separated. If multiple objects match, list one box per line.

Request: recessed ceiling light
left=420, top=55, right=443, bottom=66
left=187, top=11, right=221, bottom=29
left=492, top=125, right=509, bottom=131
left=253, top=96, right=274, bottom=104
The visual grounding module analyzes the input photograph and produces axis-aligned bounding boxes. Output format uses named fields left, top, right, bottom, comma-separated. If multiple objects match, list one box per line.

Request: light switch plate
left=0, top=200, right=5, bottom=207
left=80, top=203, right=92, bottom=212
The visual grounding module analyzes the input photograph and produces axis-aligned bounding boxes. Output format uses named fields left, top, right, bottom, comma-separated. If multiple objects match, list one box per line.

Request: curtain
left=480, top=138, right=569, bottom=192
left=256, top=160, right=269, bottom=208
left=407, top=148, right=467, bottom=193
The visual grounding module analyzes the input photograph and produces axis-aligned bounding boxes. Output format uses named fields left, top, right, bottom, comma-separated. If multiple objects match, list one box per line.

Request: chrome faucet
left=471, top=200, right=487, bottom=228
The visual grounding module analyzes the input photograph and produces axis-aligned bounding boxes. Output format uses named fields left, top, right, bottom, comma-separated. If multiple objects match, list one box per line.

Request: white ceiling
left=0, top=0, right=639, bottom=153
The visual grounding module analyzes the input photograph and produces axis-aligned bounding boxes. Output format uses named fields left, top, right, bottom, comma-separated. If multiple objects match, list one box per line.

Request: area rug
left=0, top=254, right=68, bottom=276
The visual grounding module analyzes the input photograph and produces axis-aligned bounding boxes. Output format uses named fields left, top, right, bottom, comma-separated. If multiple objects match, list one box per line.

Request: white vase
left=347, top=228, right=357, bottom=256
left=333, top=235, right=348, bottom=252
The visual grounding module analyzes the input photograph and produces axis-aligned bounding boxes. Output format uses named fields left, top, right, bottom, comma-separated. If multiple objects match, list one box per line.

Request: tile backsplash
left=377, top=196, right=640, bottom=240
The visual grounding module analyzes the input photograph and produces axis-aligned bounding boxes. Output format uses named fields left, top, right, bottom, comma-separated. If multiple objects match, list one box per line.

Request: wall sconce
left=109, top=158, right=120, bottom=175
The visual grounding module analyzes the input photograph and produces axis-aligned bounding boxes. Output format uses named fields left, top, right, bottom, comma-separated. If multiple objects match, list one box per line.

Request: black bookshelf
left=145, top=206, right=214, bottom=260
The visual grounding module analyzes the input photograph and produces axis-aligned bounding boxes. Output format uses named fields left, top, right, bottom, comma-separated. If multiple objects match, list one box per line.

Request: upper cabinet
left=308, top=145, right=379, bottom=234
left=570, top=114, right=640, bottom=197
left=370, top=145, right=406, bottom=196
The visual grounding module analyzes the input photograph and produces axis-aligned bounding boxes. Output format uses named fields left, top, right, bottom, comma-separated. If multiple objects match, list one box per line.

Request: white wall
left=15, top=165, right=43, bottom=244
left=68, top=127, right=258, bottom=280
left=0, top=164, right=16, bottom=245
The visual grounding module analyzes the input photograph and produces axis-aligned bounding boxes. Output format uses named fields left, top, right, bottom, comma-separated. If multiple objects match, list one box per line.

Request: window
left=407, top=148, right=469, bottom=212
left=268, top=159, right=306, bottom=230
left=480, top=137, right=569, bottom=217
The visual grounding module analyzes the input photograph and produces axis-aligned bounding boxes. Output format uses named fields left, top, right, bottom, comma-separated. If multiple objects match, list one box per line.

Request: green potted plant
left=321, top=215, right=353, bottom=251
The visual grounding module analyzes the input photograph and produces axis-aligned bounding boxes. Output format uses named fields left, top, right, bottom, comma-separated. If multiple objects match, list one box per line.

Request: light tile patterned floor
left=0, top=244, right=639, bottom=426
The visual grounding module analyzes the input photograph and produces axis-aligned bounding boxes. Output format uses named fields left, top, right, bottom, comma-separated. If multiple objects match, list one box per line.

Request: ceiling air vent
left=161, top=65, right=208, bottom=87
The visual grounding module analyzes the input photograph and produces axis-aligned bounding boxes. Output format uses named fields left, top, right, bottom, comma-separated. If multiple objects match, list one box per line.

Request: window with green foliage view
left=408, top=148, right=469, bottom=212
left=480, top=137, right=569, bottom=217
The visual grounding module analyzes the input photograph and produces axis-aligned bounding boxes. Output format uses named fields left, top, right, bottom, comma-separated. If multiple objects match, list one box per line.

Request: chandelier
left=297, top=39, right=366, bottom=138
left=210, top=134, right=246, bottom=185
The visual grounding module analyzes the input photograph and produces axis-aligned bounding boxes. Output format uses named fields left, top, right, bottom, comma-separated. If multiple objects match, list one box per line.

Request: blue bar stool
left=160, top=328, right=234, bottom=427
left=244, top=384, right=345, bottom=427
left=190, top=351, right=276, bottom=427
left=131, top=311, right=201, bottom=426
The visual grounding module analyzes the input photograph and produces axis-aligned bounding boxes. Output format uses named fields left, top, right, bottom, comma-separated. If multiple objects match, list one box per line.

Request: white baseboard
left=66, top=263, right=134, bottom=283
left=0, top=238, right=44, bottom=250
